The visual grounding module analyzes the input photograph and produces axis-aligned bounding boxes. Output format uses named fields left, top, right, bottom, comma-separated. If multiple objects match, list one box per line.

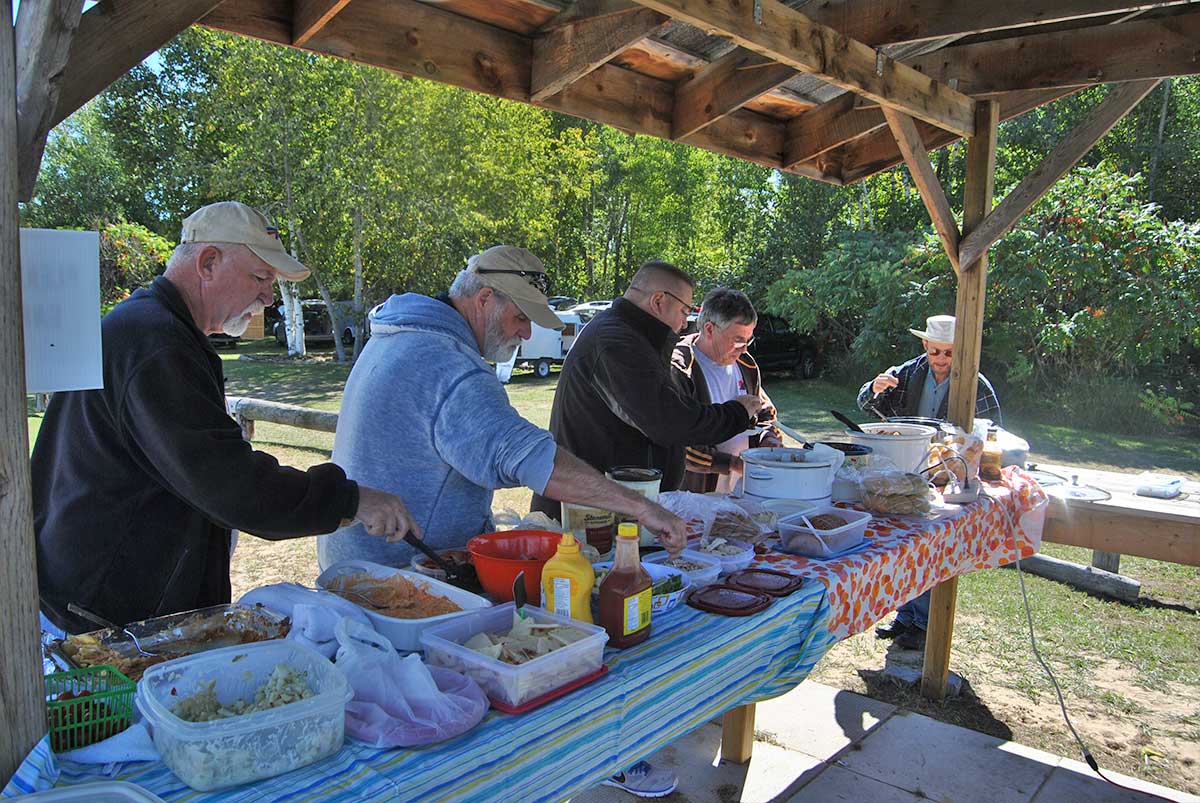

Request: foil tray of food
left=51, top=603, right=291, bottom=681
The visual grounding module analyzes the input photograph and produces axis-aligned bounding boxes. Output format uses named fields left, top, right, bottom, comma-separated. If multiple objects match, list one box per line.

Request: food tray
left=317, top=559, right=492, bottom=652
left=136, top=640, right=351, bottom=792
left=724, top=568, right=805, bottom=597
left=686, top=585, right=772, bottom=617
left=643, top=548, right=722, bottom=587
left=488, top=664, right=609, bottom=714
left=45, top=665, right=135, bottom=752
left=420, top=603, right=607, bottom=709
left=592, top=562, right=691, bottom=615
left=777, top=506, right=872, bottom=558
left=685, top=537, right=755, bottom=575
left=54, top=604, right=291, bottom=682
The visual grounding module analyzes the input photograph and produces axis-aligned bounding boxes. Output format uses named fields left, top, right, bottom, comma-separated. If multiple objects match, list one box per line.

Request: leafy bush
left=99, top=221, right=173, bottom=313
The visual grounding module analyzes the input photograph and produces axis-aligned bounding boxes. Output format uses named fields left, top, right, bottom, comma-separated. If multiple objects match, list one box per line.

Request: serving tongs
left=404, top=532, right=482, bottom=593
left=68, top=603, right=158, bottom=657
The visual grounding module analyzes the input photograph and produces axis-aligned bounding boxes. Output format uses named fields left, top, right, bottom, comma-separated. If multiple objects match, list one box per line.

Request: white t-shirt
left=694, top=347, right=751, bottom=493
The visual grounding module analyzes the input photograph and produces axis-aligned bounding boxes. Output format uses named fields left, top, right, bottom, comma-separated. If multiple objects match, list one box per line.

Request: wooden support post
left=721, top=703, right=756, bottom=764
left=922, top=99, right=998, bottom=701
left=0, top=0, right=49, bottom=781
left=1091, top=550, right=1122, bottom=574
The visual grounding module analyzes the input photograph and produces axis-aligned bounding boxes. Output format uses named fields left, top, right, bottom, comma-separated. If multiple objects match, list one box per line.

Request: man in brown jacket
left=672, top=288, right=781, bottom=494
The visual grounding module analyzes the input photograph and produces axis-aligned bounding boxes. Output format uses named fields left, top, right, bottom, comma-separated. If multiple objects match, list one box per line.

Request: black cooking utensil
left=404, top=531, right=482, bottom=592
left=512, top=571, right=528, bottom=618
left=830, top=409, right=866, bottom=433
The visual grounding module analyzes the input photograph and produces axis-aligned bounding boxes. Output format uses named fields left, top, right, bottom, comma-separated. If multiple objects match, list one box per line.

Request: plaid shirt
left=856, top=354, right=1002, bottom=425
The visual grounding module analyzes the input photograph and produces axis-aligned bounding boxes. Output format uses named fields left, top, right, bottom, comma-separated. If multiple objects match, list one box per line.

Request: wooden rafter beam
left=199, top=0, right=842, bottom=181
left=907, top=11, right=1200, bottom=95
left=50, top=0, right=227, bottom=134
left=784, top=93, right=882, bottom=168
left=883, top=107, right=960, bottom=272
left=672, top=51, right=795, bottom=139
left=808, top=0, right=1192, bottom=47
left=292, top=0, right=354, bottom=46
left=631, top=0, right=977, bottom=137
left=15, top=0, right=82, bottom=201
left=834, top=87, right=1082, bottom=184
left=957, top=79, right=1161, bottom=269
left=531, top=1, right=667, bottom=102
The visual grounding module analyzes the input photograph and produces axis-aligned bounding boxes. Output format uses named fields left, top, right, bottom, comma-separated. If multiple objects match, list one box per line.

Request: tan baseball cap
left=468, top=245, right=563, bottom=331
left=180, top=202, right=310, bottom=281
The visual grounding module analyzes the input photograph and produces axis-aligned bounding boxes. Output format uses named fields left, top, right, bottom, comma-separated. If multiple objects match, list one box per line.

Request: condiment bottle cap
left=617, top=522, right=639, bottom=539
left=559, top=531, right=580, bottom=551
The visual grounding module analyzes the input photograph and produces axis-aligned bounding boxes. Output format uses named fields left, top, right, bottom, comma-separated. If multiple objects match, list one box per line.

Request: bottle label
left=623, top=588, right=652, bottom=635
left=552, top=577, right=572, bottom=618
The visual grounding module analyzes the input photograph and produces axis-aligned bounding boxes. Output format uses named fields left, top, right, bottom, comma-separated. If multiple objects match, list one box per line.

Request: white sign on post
left=21, top=228, right=103, bottom=394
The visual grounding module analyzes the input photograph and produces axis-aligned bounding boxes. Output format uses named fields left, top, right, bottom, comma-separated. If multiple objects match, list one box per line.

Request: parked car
left=566, top=299, right=613, bottom=324
left=274, top=299, right=364, bottom=348
left=751, top=314, right=821, bottom=379
left=547, top=296, right=578, bottom=311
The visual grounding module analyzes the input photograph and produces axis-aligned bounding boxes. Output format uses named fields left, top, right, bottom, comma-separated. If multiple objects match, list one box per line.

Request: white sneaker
left=601, top=761, right=678, bottom=798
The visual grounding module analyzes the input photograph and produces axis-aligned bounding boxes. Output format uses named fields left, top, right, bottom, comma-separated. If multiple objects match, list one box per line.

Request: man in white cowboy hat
left=318, top=245, right=687, bottom=574
left=857, top=314, right=1002, bottom=425
left=33, top=201, right=419, bottom=636
left=857, top=313, right=1002, bottom=650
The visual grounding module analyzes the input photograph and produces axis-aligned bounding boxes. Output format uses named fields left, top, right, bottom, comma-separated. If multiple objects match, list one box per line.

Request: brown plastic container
left=724, top=568, right=805, bottom=597
left=686, top=585, right=772, bottom=616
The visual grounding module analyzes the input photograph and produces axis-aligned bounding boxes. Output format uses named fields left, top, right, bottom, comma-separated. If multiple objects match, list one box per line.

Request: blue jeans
left=894, top=590, right=930, bottom=631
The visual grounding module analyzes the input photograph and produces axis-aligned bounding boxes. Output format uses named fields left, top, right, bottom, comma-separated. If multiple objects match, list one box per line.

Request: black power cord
left=986, top=493, right=1181, bottom=802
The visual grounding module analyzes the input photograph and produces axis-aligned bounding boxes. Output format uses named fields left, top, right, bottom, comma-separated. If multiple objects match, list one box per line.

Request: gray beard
left=222, top=301, right=264, bottom=337
left=481, top=305, right=523, bottom=363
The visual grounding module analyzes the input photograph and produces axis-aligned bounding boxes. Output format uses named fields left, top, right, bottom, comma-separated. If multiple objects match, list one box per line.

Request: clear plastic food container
left=776, top=506, right=873, bottom=558
left=644, top=548, right=722, bottom=587
left=420, top=603, right=607, bottom=708
left=685, top=537, right=755, bottom=575
left=317, top=559, right=492, bottom=652
left=136, top=640, right=351, bottom=791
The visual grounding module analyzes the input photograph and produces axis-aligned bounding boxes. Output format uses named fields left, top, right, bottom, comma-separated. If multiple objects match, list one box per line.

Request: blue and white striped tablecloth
left=7, top=582, right=831, bottom=803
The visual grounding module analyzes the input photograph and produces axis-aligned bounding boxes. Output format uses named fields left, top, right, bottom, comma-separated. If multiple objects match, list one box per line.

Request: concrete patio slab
left=1039, top=758, right=1200, bottom=803
left=754, top=679, right=896, bottom=760
left=785, top=765, right=928, bottom=802
left=821, top=708, right=1056, bottom=803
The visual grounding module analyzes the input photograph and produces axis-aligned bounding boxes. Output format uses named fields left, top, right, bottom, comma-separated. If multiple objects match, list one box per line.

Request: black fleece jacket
left=531, top=298, right=749, bottom=518
left=33, top=277, right=359, bottom=634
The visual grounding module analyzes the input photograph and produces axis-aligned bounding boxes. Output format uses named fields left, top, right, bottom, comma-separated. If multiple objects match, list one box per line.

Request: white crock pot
left=740, top=447, right=839, bottom=501
left=847, top=423, right=937, bottom=473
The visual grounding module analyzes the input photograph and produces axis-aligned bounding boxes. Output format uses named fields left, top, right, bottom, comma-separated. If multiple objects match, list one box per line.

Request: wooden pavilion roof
left=163, top=0, right=1200, bottom=187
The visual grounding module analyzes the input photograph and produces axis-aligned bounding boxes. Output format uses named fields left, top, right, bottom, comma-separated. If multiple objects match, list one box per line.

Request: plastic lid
left=686, top=584, right=772, bottom=616
left=617, top=522, right=639, bottom=539
left=725, top=569, right=805, bottom=597
left=558, top=531, right=580, bottom=552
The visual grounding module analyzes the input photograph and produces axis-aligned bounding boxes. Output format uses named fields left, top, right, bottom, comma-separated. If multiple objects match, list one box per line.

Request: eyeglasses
left=660, top=288, right=694, bottom=314
left=476, top=268, right=550, bottom=296
left=927, top=347, right=953, bottom=357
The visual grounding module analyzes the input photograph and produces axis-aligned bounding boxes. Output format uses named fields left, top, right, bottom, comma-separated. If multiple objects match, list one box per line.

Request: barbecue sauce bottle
left=598, top=523, right=652, bottom=647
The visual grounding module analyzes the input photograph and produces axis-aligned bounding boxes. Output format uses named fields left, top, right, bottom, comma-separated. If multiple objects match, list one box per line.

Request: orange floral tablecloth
left=746, top=467, right=1049, bottom=640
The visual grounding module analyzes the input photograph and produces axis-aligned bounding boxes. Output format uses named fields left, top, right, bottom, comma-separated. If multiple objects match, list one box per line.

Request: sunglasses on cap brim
left=476, top=268, right=550, bottom=296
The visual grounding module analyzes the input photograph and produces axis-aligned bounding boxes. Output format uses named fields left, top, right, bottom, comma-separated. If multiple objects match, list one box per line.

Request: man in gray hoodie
left=318, top=246, right=686, bottom=573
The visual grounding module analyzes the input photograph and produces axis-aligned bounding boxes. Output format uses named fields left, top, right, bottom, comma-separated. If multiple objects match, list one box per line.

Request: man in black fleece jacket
left=33, top=202, right=417, bottom=635
left=532, top=261, right=763, bottom=521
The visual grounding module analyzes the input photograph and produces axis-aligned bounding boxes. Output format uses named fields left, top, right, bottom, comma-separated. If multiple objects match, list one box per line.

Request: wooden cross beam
left=531, top=1, right=668, bottom=102
left=883, top=107, right=961, bottom=272
left=292, top=0, right=355, bottom=46
left=957, top=80, right=1162, bottom=269
left=49, top=0, right=228, bottom=138
left=907, top=10, right=1200, bottom=95
left=14, top=0, right=82, bottom=201
left=630, top=0, right=978, bottom=138
left=672, top=51, right=795, bottom=140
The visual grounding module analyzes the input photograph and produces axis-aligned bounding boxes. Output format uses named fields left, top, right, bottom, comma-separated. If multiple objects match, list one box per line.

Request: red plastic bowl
left=467, top=529, right=562, bottom=603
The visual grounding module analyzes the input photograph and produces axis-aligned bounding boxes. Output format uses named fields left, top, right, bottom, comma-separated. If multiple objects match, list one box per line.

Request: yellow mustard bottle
left=540, top=531, right=595, bottom=624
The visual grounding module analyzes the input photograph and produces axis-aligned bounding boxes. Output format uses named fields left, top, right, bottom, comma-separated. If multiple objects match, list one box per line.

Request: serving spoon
left=829, top=409, right=866, bottom=433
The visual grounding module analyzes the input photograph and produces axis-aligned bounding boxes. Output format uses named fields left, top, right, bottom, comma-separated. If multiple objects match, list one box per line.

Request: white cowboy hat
left=909, top=315, right=956, bottom=344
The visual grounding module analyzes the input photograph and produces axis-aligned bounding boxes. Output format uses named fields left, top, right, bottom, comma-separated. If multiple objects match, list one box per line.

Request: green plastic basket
left=45, top=664, right=135, bottom=752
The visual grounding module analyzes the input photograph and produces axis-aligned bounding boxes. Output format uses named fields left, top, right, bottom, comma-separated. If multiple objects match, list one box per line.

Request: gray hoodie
left=317, top=293, right=557, bottom=570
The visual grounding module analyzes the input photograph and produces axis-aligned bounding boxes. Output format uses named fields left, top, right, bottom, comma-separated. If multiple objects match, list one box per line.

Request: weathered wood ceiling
left=67, top=0, right=1200, bottom=185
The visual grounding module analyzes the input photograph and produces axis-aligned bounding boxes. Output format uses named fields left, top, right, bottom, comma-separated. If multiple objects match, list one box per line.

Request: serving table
left=6, top=580, right=834, bottom=802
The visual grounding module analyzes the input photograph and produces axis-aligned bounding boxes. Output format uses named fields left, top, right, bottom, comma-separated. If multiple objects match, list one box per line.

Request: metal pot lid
left=741, top=447, right=833, bottom=469
left=1047, top=484, right=1112, bottom=501
left=1025, top=470, right=1065, bottom=487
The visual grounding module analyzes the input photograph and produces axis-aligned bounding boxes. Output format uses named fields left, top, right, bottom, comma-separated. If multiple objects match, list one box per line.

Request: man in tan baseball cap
left=466, top=244, right=564, bottom=331
left=31, top=200, right=420, bottom=636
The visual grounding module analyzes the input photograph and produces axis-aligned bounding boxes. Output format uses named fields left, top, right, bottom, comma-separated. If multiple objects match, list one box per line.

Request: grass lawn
left=24, top=337, right=1200, bottom=792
